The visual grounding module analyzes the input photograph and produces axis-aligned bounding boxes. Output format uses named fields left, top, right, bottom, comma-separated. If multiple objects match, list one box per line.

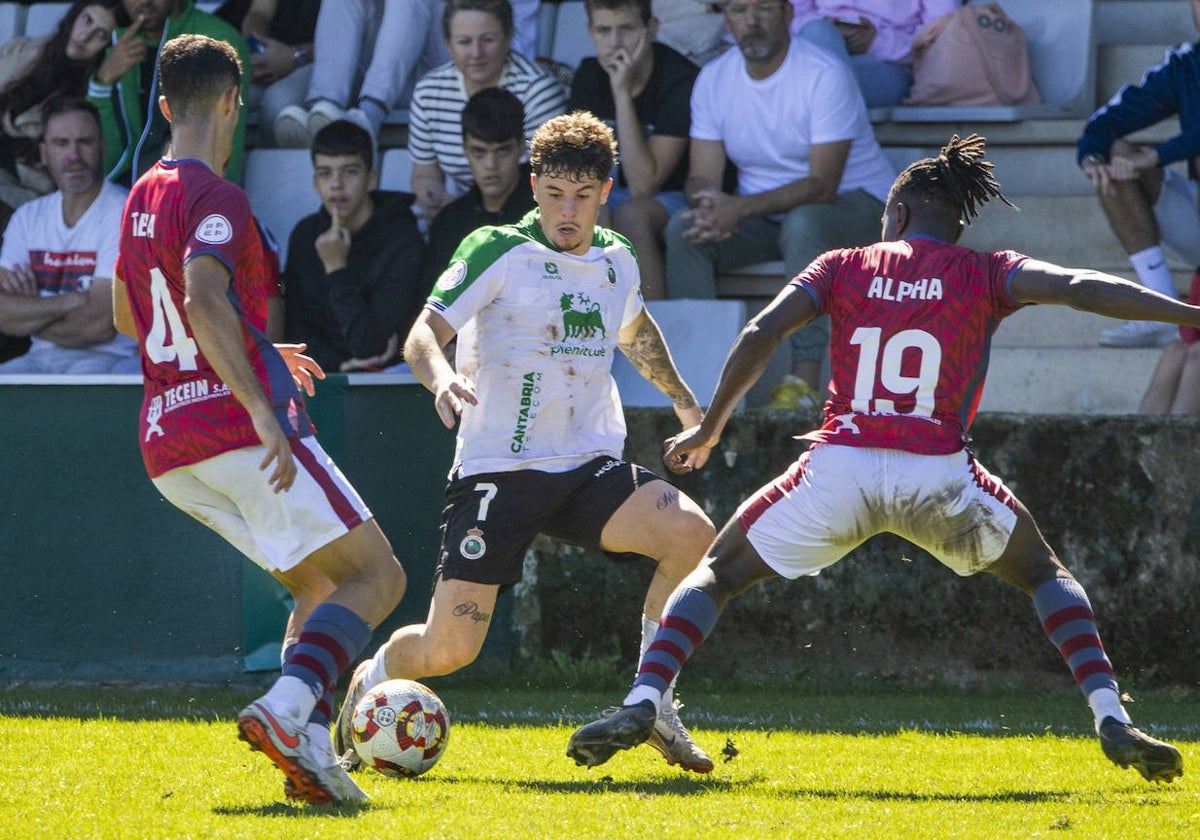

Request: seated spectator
left=666, top=0, right=894, bottom=391
left=790, top=1, right=959, bottom=108
left=424, top=87, right=534, bottom=286
left=0, top=1, right=122, bottom=214
left=0, top=97, right=135, bottom=374
left=88, top=0, right=249, bottom=185
left=408, top=0, right=567, bottom=222
left=1140, top=270, right=1200, bottom=414
left=216, top=0, right=320, bottom=146
left=272, top=0, right=540, bottom=147
left=570, top=0, right=698, bottom=300
left=1078, top=0, right=1200, bottom=348
left=283, top=120, right=426, bottom=373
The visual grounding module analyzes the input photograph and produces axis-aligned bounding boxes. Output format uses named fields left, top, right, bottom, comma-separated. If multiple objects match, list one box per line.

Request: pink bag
left=905, top=3, right=1041, bottom=107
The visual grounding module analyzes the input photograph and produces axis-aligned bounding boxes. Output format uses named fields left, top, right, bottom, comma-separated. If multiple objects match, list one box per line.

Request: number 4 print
left=144, top=267, right=199, bottom=371
left=849, top=327, right=942, bottom=416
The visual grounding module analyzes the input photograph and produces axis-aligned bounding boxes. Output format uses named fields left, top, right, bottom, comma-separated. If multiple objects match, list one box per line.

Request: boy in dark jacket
left=284, top=120, right=426, bottom=372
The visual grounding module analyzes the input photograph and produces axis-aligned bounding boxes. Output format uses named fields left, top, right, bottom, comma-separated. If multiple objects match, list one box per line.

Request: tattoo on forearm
left=656, top=489, right=679, bottom=510
left=452, top=601, right=491, bottom=623
left=620, top=319, right=698, bottom=410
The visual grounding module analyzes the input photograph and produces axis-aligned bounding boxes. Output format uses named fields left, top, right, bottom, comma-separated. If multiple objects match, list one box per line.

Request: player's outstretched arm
left=1011, top=259, right=1200, bottom=328
left=185, top=254, right=296, bottom=493
left=617, top=306, right=704, bottom=420
left=665, top=283, right=818, bottom=474
left=403, top=308, right=476, bottom=429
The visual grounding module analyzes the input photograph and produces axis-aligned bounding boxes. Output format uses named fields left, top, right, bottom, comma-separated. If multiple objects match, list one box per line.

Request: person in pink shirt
left=790, top=0, right=959, bottom=107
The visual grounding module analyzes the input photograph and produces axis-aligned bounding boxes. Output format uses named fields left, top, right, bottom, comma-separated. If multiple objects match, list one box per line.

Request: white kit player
left=332, top=111, right=718, bottom=775
left=568, top=135, right=1188, bottom=785
left=110, top=35, right=405, bottom=806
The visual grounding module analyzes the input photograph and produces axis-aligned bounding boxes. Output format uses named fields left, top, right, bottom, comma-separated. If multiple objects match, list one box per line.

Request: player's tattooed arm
left=617, top=308, right=700, bottom=414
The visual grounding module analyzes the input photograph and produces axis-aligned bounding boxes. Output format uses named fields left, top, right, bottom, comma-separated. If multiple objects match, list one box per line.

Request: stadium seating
left=243, top=148, right=316, bottom=268
left=22, top=2, right=68, bottom=39
left=887, top=0, right=1096, bottom=122
left=549, top=0, right=591, bottom=67
left=379, top=147, right=414, bottom=193
left=0, top=3, right=25, bottom=43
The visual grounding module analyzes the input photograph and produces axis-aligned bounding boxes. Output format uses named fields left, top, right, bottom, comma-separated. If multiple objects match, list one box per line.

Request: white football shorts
left=152, top=436, right=372, bottom=573
left=736, top=444, right=1019, bottom=579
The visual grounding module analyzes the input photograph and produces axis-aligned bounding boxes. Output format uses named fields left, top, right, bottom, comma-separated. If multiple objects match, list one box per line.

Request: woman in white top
left=408, top=0, right=566, bottom=222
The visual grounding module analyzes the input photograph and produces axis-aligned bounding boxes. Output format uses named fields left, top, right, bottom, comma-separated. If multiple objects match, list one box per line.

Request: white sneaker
left=1098, top=320, right=1177, bottom=348
left=237, top=700, right=362, bottom=805
left=646, top=698, right=714, bottom=773
left=306, top=99, right=346, bottom=140
left=272, top=104, right=311, bottom=148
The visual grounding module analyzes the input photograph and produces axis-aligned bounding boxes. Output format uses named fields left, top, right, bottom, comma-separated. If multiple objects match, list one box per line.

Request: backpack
left=905, top=3, right=1041, bottom=107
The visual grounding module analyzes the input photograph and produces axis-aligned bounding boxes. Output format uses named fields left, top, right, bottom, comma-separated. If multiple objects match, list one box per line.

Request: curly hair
left=888, top=133, right=1015, bottom=226
left=529, top=111, right=616, bottom=182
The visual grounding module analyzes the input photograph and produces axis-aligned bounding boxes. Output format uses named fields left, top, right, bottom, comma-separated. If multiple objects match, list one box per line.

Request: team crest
left=195, top=214, right=233, bottom=244
left=437, top=259, right=468, bottom=291
left=460, top=528, right=486, bottom=560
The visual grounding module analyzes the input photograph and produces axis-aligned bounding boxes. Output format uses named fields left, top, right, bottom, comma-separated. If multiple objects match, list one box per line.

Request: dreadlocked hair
left=891, top=133, right=1015, bottom=226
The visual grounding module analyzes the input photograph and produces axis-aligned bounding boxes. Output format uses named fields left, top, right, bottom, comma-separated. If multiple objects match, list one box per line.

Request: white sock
left=636, top=614, right=672, bottom=713
left=1088, top=687, right=1132, bottom=732
left=307, top=720, right=336, bottom=765
left=260, top=675, right=318, bottom=726
left=623, top=684, right=663, bottom=714
left=1129, top=246, right=1177, bottom=297
left=361, top=649, right=391, bottom=692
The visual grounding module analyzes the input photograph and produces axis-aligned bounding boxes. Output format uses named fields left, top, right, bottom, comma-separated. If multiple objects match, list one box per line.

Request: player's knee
left=424, top=637, right=481, bottom=676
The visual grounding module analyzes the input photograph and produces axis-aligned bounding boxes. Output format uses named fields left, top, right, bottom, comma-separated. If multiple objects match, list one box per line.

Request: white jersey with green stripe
left=427, top=209, right=644, bottom=477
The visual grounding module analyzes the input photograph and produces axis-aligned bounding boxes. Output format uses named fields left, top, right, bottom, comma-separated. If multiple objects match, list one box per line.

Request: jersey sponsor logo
left=510, top=371, right=542, bottom=453
left=551, top=292, right=609, bottom=358
left=437, top=258, right=468, bottom=291
left=866, top=274, right=944, bottom=302
left=460, top=527, right=487, bottom=560
left=144, top=395, right=166, bottom=441
left=195, top=214, right=233, bottom=245
left=544, top=261, right=559, bottom=275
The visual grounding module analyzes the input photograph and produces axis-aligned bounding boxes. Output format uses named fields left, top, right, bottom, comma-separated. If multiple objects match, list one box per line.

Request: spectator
left=790, top=1, right=960, bottom=107
left=666, top=0, right=894, bottom=392
left=0, top=97, right=134, bottom=374
left=570, top=0, right=698, bottom=300
left=1140, top=270, right=1200, bottom=413
left=217, top=0, right=320, bottom=146
left=1078, top=0, right=1200, bottom=348
left=408, top=0, right=567, bottom=222
left=88, top=0, right=250, bottom=185
left=0, top=1, right=122, bottom=213
left=283, top=120, right=426, bottom=373
left=272, top=0, right=540, bottom=148
left=423, top=87, right=534, bottom=286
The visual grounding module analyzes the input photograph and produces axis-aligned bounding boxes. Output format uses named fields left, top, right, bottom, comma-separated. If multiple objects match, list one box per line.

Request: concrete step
left=977, top=346, right=1160, bottom=414
left=1096, top=0, right=1194, bottom=45
left=993, top=304, right=1122, bottom=348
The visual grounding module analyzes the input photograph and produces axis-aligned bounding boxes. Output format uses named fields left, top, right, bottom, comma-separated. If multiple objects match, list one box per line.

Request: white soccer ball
left=350, top=679, right=450, bottom=778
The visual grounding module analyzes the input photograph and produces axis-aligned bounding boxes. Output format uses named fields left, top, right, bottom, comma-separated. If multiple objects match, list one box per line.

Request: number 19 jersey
left=795, top=236, right=1027, bottom=454
left=115, top=158, right=313, bottom=478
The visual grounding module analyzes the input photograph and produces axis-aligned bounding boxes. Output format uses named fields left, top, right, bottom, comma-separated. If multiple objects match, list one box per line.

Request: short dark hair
left=311, top=120, right=375, bottom=171
left=40, top=96, right=101, bottom=138
left=529, top=111, right=616, bottom=182
left=157, top=35, right=241, bottom=125
left=461, top=87, right=524, bottom=144
left=443, top=0, right=514, bottom=39
left=585, top=0, right=652, bottom=25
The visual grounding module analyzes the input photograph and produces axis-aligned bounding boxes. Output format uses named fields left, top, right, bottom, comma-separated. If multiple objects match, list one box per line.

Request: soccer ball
left=350, top=679, right=450, bottom=778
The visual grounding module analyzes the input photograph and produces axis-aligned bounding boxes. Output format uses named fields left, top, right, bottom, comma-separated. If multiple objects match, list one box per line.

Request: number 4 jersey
left=116, top=158, right=313, bottom=478
left=795, top=235, right=1027, bottom=455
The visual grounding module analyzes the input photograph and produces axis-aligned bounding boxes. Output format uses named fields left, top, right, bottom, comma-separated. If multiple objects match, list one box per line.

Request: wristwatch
left=293, top=48, right=312, bottom=68
left=1080, top=153, right=1105, bottom=168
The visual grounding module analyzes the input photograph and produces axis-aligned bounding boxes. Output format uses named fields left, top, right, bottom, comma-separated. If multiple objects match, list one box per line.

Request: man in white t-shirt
left=0, top=97, right=135, bottom=374
left=333, top=112, right=720, bottom=776
left=665, top=0, right=894, bottom=392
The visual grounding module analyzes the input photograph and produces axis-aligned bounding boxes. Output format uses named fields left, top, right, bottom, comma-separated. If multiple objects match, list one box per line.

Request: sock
left=1129, top=246, right=1177, bottom=298
left=361, top=647, right=391, bottom=693
left=640, top=614, right=676, bottom=709
left=623, top=588, right=720, bottom=712
left=356, top=97, right=387, bottom=134
left=282, top=602, right=373, bottom=722
left=1033, top=578, right=1126, bottom=725
left=281, top=638, right=333, bottom=726
left=1087, top=687, right=1131, bottom=731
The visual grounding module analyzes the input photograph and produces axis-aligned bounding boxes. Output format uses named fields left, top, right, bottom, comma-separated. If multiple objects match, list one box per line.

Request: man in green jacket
left=88, top=0, right=250, bottom=185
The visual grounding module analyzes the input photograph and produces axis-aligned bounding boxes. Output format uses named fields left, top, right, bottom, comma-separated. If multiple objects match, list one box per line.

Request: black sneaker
left=1098, top=716, right=1183, bottom=783
left=567, top=701, right=657, bottom=768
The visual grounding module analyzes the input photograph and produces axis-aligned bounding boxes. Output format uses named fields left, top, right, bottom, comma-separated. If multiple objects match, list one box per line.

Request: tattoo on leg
left=657, top=489, right=679, bottom=510
left=452, top=601, right=491, bottom=623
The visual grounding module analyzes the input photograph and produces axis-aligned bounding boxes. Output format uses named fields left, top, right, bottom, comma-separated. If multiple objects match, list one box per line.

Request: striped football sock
left=624, top=588, right=720, bottom=711
left=1033, top=577, right=1120, bottom=698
